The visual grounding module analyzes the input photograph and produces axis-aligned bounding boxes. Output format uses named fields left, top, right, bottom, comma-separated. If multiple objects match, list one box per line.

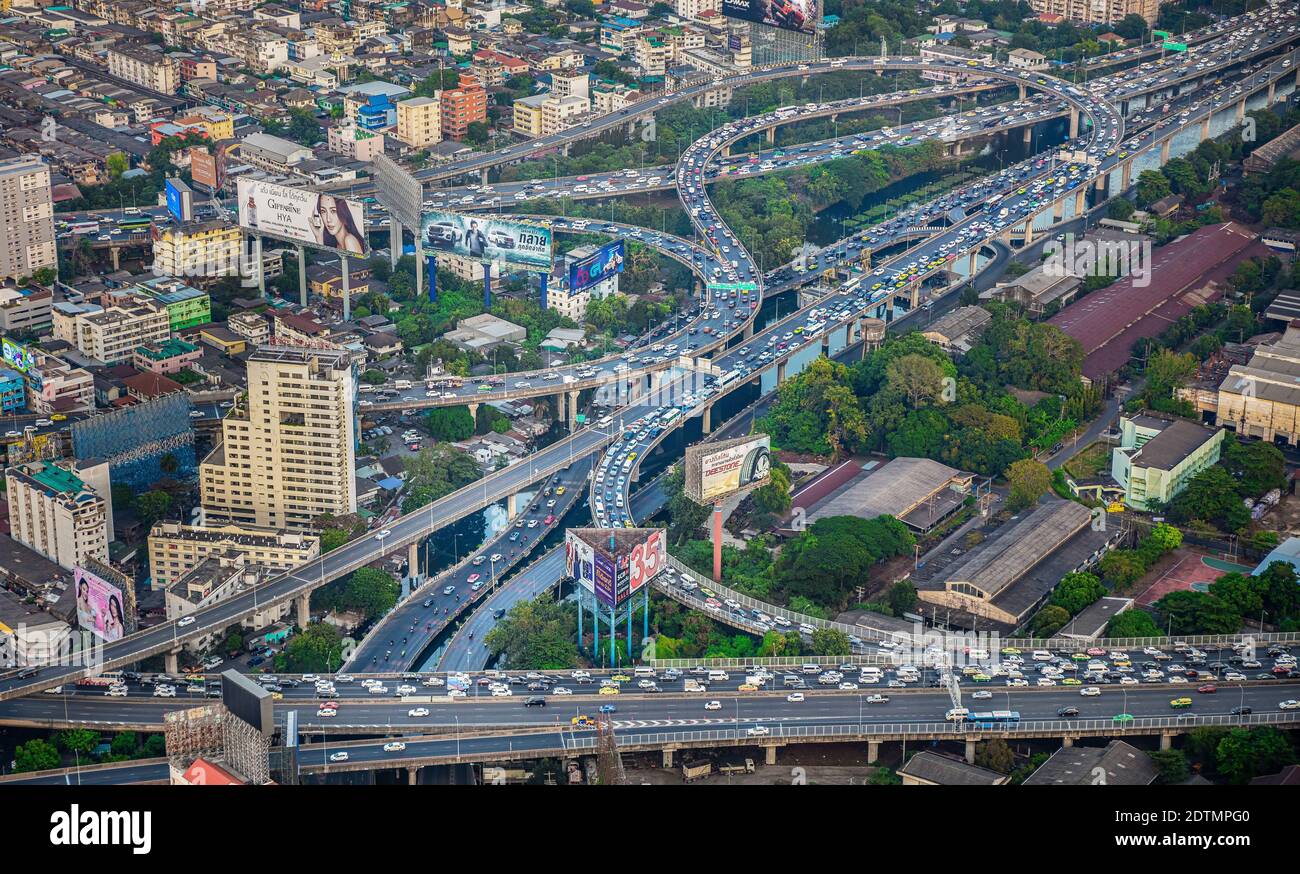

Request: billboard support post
left=483, top=262, right=492, bottom=310
left=254, top=236, right=266, bottom=299
left=297, top=244, right=307, bottom=307
left=610, top=603, right=616, bottom=667
left=593, top=591, right=600, bottom=662
left=712, top=503, right=724, bottom=583
left=389, top=220, right=401, bottom=270
left=427, top=254, right=437, bottom=303
left=643, top=584, right=649, bottom=643
left=415, top=241, right=424, bottom=300
left=577, top=586, right=584, bottom=655
left=341, top=253, right=351, bottom=322
left=539, top=272, right=548, bottom=310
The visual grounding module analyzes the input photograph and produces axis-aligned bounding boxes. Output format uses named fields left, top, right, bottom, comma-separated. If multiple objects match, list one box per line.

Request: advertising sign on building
left=237, top=178, right=369, bottom=256
left=2, top=338, right=35, bottom=373
left=190, top=147, right=221, bottom=191
left=421, top=211, right=552, bottom=273
left=165, top=178, right=194, bottom=223
left=74, top=565, right=127, bottom=643
left=568, top=240, right=624, bottom=294
left=720, top=0, right=819, bottom=35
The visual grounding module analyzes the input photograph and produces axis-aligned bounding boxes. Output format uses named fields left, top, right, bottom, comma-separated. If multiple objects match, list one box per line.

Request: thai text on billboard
left=75, top=566, right=126, bottom=643
left=237, top=178, right=369, bottom=256
left=720, top=0, right=818, bottom=36
left=593, top=550, right=617, bottom=608
left=568, top=240, right=625, bottom=293
left=421, top=211, right=552, bottom=273
left=565, top=530, right=596, bottom=596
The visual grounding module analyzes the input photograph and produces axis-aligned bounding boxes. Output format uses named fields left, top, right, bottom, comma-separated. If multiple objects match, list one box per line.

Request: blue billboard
left=165, top=178, right=193, bottom=223
left=568, top=240, right=625, bottom=294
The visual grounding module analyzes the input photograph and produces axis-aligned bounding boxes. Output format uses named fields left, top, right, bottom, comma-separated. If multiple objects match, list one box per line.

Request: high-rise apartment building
left=1028, top=0, right=1159, bottom=25
left=6, top=459, right=113, bottom=570
left=200, top=345, right=356, bottom=530
left=0, top=156, right=56, bottom=283
left=395, top=96, right=443, bottom=148
left=439, top=74, right=487, bottom=140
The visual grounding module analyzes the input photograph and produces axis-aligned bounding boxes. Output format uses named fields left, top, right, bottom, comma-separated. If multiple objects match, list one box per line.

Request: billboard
left=373, top=152, right=423, bottom=230
left=565, top=529, right=596, bottom=597
left=568, top=240, right=624, bottom=293
left=721, top=0, right=818, bottom=36
left=593, top=550, right=617, bottom=607
left=421, top=211, right=552, bottom=273
left=237, top=178, right=369, bottom=256
left=625, top=529, right=666, bottom=597
left=165, top=178, right=194, bottom=223
left=190, top=147, right=221, bottom=191
left=2, top=337, right=35, bottom=373
left=74, top=566, right=126, bottom=643
left=684, top=434, right=773, bottom=503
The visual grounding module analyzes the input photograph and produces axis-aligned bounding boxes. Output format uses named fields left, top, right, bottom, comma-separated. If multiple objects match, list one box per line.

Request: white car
left=423, top=677, right=445, bottom=687
left=1279, top=700, right=1300, bottom=711
left=552, top=687, right=572, bottom=695
left=786, top=692, right=805, bottom=702
left=396, top=685, right=417, bottom=696
left=447, top=689, right=466, bottom=699
left=316, top=708, right=337, bottom=717
left=838, top=681, right=859, bottom=690
left=383, top=742, right=407, bottom=753
left=1036, top=678, right=1056, bottom=687
left=704, top=700, right=723, bottom=711
left=374, top=529, right=392, bottom=541
left=368, top=685, right=389, bottom=694
left=1080, top=686, right=1101, bottom=697
left=971, top=690, right=993, bottom=700
left=177, top=616, right=195, bottom=627
left=746, top=725, right=770, bottom=737
left=106, top=686, right=128, bottom=697
left=329, top=752, right=349, bottom=762
left=1005, top=678, right=1028, bottom=687
left=491, top=688, right=512, bottom=697
left=153, top=686, right=176, bottom=698
left=408, top=707, right=430, bottom=717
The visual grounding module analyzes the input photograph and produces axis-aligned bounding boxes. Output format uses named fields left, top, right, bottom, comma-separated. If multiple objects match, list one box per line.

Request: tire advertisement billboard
left=721, top=0, right=819, bottom=36
left=568, top=240, right=624, bottom=294
left=74, top=566, right=127, bottom=643
left=237, top=178, right=369, bottom=256
left=684, top=434, right=773, bottom=503
left=421, top=211, right=552, bottom=273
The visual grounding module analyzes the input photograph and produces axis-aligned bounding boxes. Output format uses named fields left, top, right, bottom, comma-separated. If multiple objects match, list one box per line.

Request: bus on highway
left=67, top=220, right=100, bottom=235
left=967, top=711, right=1021, bottom=728
left=118, top=217, right=153, bottom=232
left=719, top=369, right=741, bottom=388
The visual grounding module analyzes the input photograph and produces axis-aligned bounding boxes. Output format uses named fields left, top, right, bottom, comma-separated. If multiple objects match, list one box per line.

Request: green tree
left=1106, top=197, right=1136, bottom=222
left=426, top=406, right=475, bottom=442
left=56, top=728, right=99, bottom=756
left=1050, top=572, right=1106, bottom=616
left=485, top=597, right=579, bottom=669
left=810, top=628, right=851, bottom=656
left=111, top=732, right=139, bottom=758
left=1135, top=169, right=1172, bottom=207
left=1215, top=727, right=1296, bottom=784
left=106, top=152, right=129, bottom=179
left=1148, top=749, right=1190, bottom=784
left=974, top=738, right=1015, bottom=774
left=14, top=738, right=60, bottom=772
left=1005, top=458, right=1051, bottom=512
left=1219, top=439, right=1286, bottom=500
left=1032, top=605, right=1071, bottom=638
left=315, top=567, right=398, bottom=622
left=276, top=622, right=347, bottom=672
left=1105, top=609, right=1163, bottom=638
left=134, top=490, right=173, bottom=526
left=319, top=527, right=349, bottom=553
left=1155, top=590, right=1242, bottom=636
left=888, top=581, right=917, bottom=617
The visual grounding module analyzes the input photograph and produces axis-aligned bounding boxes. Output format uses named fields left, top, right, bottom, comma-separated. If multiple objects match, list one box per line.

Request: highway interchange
left=7, top=6, right=1300, bottom=781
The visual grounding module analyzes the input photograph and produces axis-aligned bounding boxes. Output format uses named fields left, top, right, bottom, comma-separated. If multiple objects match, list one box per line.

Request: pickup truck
left=683, top=678, right=707, bottom=693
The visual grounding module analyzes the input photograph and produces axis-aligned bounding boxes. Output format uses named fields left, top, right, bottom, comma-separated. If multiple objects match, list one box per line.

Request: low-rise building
left=919, top=305, right=990, bottom=354
left=0, top=284, right=53, bottom=333
left=132, top=276, right=212, bottom=331
left=133, top=338, right=203, bottom=375
left=151, top=220, right=244, bottom=280
left=327, top=124, right=385, bottom=161
left=5, top=459, right=113, bottom=571
left=984, top=264, right=1082, bottom=316
left=1110, top=414, right=1225, bottom=511
left=1023, top=740, right=1158, bottom=786
left=148, top=520, right=321, bottom=591
left=164, top=553, right=291, bottom=651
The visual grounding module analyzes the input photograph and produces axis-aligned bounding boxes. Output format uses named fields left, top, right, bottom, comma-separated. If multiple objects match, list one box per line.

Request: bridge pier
left=662, top=748, right=674, bottom=768
left=776, top=360, right=786, bottom=384
left=1268, top=81, right=1276, bottom=106
left=467, top=402, right=479, bottom=424
left=110, top=246, right=120, bottom=271
left=909, top=283, right=920, bottom=308
left=408, top=541, right=420, bottom=578
left=1094, top=172, right=1109, bottom=197
left=296, top=593, right=310, bottom=629
left=1052, top=199, right=1064, bottom=222
left=1022, top=222, right=1034, bottom=246
left=722, top=145, right=731, bottom=158
left=701, top=404, right=712, bottom=435
left=765, top=126, right=775, bottom=145
left=1121, top=160, right=1132, bottom=192
left=1074, top=189, right=1085, bottom=217
left=1160, top=138, right=1171, bottom=165
left=164, top=649, right=179, bottom=675
left=1022, top=125, right=1032, bottom=146
left=507, top=491, right=521, bottom=521
left=567, top=390, right=580, bottom=432
left=407, top=766, right=420, bottom=785
left=1017, top=83, right=1026, bottom=100
left=1062, top=735, right=1074, bottom=748
left=867, top=740, right=880, bottom=764
left=964, top=739, right=976, bottom=764
left=1068, top=108, right=1079, bottom=140
left=1201, top=116, right=1211, bottom=141
left=1159, top=732, right=1173, bottom=751
left=1235, top=99, right=1245, bottom=123
left=968, top=251, right=978, bottom=277
left=480, top=168, right=489, bottom=186
left=743, top=322, right=753, bottom=340
left=764, top=744, right=778, bottom=766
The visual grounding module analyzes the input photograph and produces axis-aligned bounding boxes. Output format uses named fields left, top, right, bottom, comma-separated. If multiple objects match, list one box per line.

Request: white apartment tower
left=200, top=345, right=356, bottom=531
left=0, top=156, right=57, bottom=283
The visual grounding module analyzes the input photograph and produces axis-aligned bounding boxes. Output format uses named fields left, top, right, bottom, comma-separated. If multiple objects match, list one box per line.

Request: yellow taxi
left=571, top=714, right=595, bottom=727
left=738, top=683, right=759, bottom=692
left=1170, top=697, right=1193, bottom=709
left=555, top=487, right=566, bottom=495
left=50, top=414, right=67, bottom=422
left=610, top=674, right=631, bottom=683
left=599, top=685, right=620, bottom=696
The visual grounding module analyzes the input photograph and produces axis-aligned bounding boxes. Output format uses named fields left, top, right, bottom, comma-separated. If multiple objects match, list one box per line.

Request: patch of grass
left=1064, top=442, right=1111, bottom=481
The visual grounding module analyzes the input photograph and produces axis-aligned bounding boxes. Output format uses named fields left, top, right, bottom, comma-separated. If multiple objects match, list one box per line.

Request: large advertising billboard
left=685, top=434, right=773, bottom=503
left=421, top=211, right=552, bottom=273
left=165, top=178, right=193, bottom=223
left=626, top=529, right=665, bottom=597
left=237, top=178, right=369, bottom=256
left=721, top=0, right=818, bottom=35
left=593, top=551, right=617, bottom=608
left=190, top=147, right=221, bottom=191
left=568, top=240, right=624, bottom=294
left=74, top=566, right=126, bottom=643
left=2, top=337, right=35, bottom=373
left=565, top=529, right=596, bottom=596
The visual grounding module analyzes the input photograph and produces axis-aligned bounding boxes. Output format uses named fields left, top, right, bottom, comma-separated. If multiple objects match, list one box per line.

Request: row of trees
left=14, top=730, right=165, bottom=773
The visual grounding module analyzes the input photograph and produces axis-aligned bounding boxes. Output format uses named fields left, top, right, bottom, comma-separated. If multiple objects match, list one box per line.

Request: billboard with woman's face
left=237, top=178, right=369, bottom=256
left=75, top=566, right=126, bottom=643
left=721, top=0, right=819, bottom=35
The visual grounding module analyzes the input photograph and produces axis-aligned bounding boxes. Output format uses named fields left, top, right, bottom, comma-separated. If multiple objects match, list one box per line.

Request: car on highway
left=705, top=700, right=723, bottom=710
left=598, top=704, right=616, bottom=714
left=1279, top=699, right=1300, bottom=711
left=383, top=742, right=407, bottom=753
left=1170, top=697, right=1193, bottom=708
left=572, top=715, right=595, bottom=727
left=316, top=708, right=337, bottom=717
left=747, top=726, right=770, bottom=737
left=177, top=616, right=195, bottom=627
left=1198, top=684, right=1217, bottom=693
left=1057, top=706, right=1080, bottom=717
left=329, top=752, right=349, bottom=762
left=524, top=696, right=546, bottom=707
left=599, top=685, right=619, bottom=695
left=443, top=585, right=456, bottom=595
left=1080, top=686, right=1101, bottom=696
left=374, top=529, right=392, bottom=541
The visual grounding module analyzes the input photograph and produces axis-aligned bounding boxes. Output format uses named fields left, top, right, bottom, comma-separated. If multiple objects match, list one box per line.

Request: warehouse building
left=806, top=457, right=976, bottom=535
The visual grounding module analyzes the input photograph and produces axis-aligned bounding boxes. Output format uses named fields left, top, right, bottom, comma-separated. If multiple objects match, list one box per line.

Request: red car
left=467, top=573, right=481, bottom=584
left=1197, top=684, right=1217, bottom=694
left=544, top=514, right=556, bottom=525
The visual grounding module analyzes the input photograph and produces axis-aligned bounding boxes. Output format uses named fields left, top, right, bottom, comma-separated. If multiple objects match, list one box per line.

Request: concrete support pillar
left=662, top=748, right=674, bottom=768
left=1160, top=138, right=1171, bottom=165
left=764, top=745, right=777, bottom=766
left=702, top=404, right=712, bottom=435
left=722, top=145, right=731, bottom=158
left=1094, top=172, right=1108, bottom=195
left=1160, top=733, right=1173, bottom=751
left=480, top=167, right=489, bottom=185
left=164, top=650, right=179, bottom=675
left=1022, top=221, right=1034, bottom=246
left=467, top=402, right=479, bottom=423
left=407, top=766, right=419, bottom=785
left=389, top=220, right=402, bottom=270
left=867, top=741, right=880, bottom=764
left=765, top=126, right=775, bottom=144
left=1201, top=117, right=1211, bottom=141
left=1023, top=125, right=1032, bottom=145
left=415, top=242, right=423, bottom=299
left=1062, top=736, right=1074, bottom=748
left=255, top=236, right=265, bottom=299
left=507, top=491, right=521, bottom=521
left=909, top=283, right=920, bottom=308
left=1053, top=199, right=1064, bottom=222
left=1017, top=83, right=1026, bottom=100
left=743, top=322, right=753, bottom=340
left=408, top=542, right=419, bottom=578
left=968, top=251, right=978, bottom=277
left=298, top=244, right=308, bottom=307
left=567, top=390, right=580, bottom=432
left=964, top=739, right=976, bottom=764
left=776, top=360, right=786, bottom=383
left=296, top=593, right=310, bottom=629
left=341, top=253, right=351, bottom=322
left=110, top=247, right=120, bottom=271
left=1267, top=81, right=1276, bottom=106
left=1235, top=100, right=1246, bottom=123
left=1068, top=108, right=1079, bottom=139
left=1121, top=160, right=1132, bottom=191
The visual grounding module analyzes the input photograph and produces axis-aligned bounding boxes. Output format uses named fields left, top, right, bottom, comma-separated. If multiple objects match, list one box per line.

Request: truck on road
left=682, top=760, right=712, bottom=782
left=719, top=758, right=755, bottom=776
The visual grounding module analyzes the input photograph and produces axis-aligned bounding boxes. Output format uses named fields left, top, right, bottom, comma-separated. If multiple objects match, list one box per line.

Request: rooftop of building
left=807, top=456, right=974, bottom=527
left=1127, top=418, right=1221, bottom=471
left=1023, top=740, right=1157, bottom=786
left=897, top=751, right=1007, bottom=785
